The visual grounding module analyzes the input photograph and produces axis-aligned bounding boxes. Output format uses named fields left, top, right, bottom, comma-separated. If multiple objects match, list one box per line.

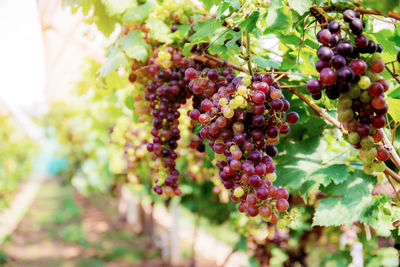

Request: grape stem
left=385, top=65, right=400, bottom=84
left=246, top=31, right=253, bottom=76
left=187, top=0, right=210, bottom=17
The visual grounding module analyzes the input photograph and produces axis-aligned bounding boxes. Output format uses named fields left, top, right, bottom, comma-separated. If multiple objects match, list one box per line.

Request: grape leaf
left=312, top=170, right=376, bottom=226
left=120, top=30, right=151, bottom=62
left=266, top=4, right=292, bottom=32
left=252, top=55, right=281, bottom=70
left=101, top=0, right=136, bottom=16
left=147, top=19, right=173, bottom=44
left=99, top=46, right=128, bottom=77
left=386, top=98, right=400, bottom=122
left=288, top=0, right=312, bottom=15
left=123, top=2, right=154, bottom=23
left=238, top=11, right=260, bottom=33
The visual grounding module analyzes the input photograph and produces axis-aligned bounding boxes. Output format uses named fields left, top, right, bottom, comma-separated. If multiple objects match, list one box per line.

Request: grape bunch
left=307, top=9, right=390, bottom=174
left=186, top=67, right=299, bottom=225
left=144, top=48, right=193, bottom=197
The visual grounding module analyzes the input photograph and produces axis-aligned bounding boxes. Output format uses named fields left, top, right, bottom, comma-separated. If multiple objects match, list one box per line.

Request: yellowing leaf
left=387, top=98, right=400, bottom=122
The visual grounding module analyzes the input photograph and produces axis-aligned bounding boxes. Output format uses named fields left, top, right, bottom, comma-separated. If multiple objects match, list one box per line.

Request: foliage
left=53, top=0, right=400, bottom=265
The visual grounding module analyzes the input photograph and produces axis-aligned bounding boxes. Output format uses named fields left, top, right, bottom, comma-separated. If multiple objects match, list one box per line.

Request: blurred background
left=0, top=1, right=246, bottom=266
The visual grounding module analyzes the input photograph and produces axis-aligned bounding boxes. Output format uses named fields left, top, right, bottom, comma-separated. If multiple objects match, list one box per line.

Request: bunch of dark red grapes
left=185, top=66, right=299, bottom=224
left=145, top=48, right=192, bottom=197
left=307, top=9, right=391, bottom=174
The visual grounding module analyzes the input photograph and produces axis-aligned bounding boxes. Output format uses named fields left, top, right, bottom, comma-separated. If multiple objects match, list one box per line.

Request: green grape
left=364, top=147, right=377, bottom=162
left=358, top=76, right=371, bottom=89
left=363, top=165, right=374, bottom=175
left=338, top=109, right=354, bottom=123
left=348, top=132, right=360, bottom=145
left=372, top=161, right=386, bottom=173
left=337, top=98, right=352, bottom=109
left=360, top=90, right=372, bottom=103
left=365, top=69, right=379, bottom=82
left=371, top=52, right=382, bottom=61
left=361, top=136, right=374, bottom=150
left=348, top=85, right=361, bottom=99
left=234, top=187, right=244, bottom=197
left=277, top=219, right=286, bottom=229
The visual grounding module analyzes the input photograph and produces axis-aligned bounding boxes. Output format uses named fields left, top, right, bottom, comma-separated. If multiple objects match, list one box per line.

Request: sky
left=0, top=0, right=47, bottom=111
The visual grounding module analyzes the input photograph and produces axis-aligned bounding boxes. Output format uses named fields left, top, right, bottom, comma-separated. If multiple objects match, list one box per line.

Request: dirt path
left=1, top=180, right=220, bottom=267
left=2, top=181, right=164, bottom=267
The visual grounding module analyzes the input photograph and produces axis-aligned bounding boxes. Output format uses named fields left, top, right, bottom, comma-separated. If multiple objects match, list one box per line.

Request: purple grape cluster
left=307, top=9, right=390, bottom=174
left=186, top=67, right=299, bottom=223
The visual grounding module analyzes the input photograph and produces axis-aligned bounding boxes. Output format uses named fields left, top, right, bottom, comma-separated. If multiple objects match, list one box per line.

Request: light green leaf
left=387, top=98, right=400, bottom=122
left=266, top=5, right=292, bottom=31
left=120, top=30, right=151, bottom=62
left=123, top=2, right=154, bottom=23
left=288, top=0, right=312, bottom=15
left=252, top=55, right=281, bottom=69
left=101, top=0, right=137, bottom=16
left=147, top=18, right=173, bottom=44
left=99, top=47, right=128, bottom=77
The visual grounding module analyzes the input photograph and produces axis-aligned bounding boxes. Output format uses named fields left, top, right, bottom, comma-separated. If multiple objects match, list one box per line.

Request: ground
left=1, top=180, right=217, bottom=267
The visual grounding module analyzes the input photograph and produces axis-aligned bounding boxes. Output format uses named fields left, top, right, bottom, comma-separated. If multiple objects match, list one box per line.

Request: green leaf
left=204, top=139, right=215, bottom=161
left=173, top=25, right=191, bottom=41
left=123, top=2, right=154, bottom=23
left=238, top=11, right=260, bottom=33
left=99, top=46, right=128, bottom=77
left=252, top=55, right=281, bottom=70
left=199, top=0, right=223, bottom=11
left=147, top=19, right=172, bottom=44
left=387, top=98, right=400, bottom=122
left=120, top=30, right=151, bottom=62
left=288, top=0, right=312, bottom=15
left=313, top=170, right=376, bottom=226
left=193, top=121, right=202, bottom=135
left=266, top=4, right=292, bottom=31
left=125, top=95, right=134, bottom=110
left=101, top=0, right=137, bottom=16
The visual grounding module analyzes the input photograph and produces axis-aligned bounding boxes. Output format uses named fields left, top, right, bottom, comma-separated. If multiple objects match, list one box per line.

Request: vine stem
left=385, top=65, right=400, bottom=84
left=187, top=0, right=210, bottom=17
left=246, top=31, right=253, bottom=76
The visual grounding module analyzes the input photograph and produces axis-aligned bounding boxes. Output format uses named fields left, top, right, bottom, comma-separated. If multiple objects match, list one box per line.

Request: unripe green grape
left=263, top=216, right=271, bottom=222
left=348, top=132, right=361, bottom=145
left=361, top=136, right=374, bottom=150
left=277, top=219, right=286, bottom=229
left=339, top=92, right=351, bottom=100
left=365, top=69, right=379, bottom=82
left=338, top=98, right=352, bottom=109
left=363, top=165, right=374, bottom=175
left=234, top=187, right=244, bottom=197
left=363, top=147, right=377, bottom=162
left=358, top=76, right=371, bottom=89
left=372, top=161, right=385, bottom=173
left=157, top=178, right=165, bottom=186
left=369, top=127, right=376, bottom=136
left=360, top=90, right=372, bottom=103
left=242, top=76, right=251, bottom=86
left=371, top=52, right=382, bottom=61
left=338, top=109, right=354, bottom=123
left=348, top=85, right=361, bottom=99
left=178, top=15, right=189, bottom=24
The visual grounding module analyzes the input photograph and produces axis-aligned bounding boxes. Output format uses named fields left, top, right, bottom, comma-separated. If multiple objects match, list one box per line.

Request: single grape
left=343, top=9, right=356, bottom=22
left=328, top=20, right=340, bottom=33
left=377, top=148, right=390, bottom=161
left=317, top=45, right=334, bottom=61
left=286, top=112, right=299, bottom=124
left=350, top=18, right=363, bottom=35
left=368, top=82, right=384, bottom=97
left=337, top=41, right=354, bottom=57
left=370, top=60, right=385, bottom=73
left=331, top=55, right=347, bottom=70
left=276, top=199, right=289, bottom=212
left=320, top=68, right=337, bottom=86
left=317, top=29, right=332, bottom=45
left=355, top=35, right=369, bottom=48
left=349, top=59, right=367, bottom=75
left=185, top=68, right=198, bottom=80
